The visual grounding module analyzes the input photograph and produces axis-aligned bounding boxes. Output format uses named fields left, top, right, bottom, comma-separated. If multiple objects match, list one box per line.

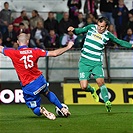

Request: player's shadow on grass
left=26, top=115, right=48, bottom=119
left=24, top=115, right=73, bottom=119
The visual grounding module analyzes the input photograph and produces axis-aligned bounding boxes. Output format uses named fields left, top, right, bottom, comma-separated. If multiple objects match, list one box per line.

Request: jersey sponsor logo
left=20, top=50, right=32, bottom=54
left=92, top=33, right=102, bottom=40
left=33, top=84, right=46, bottom=95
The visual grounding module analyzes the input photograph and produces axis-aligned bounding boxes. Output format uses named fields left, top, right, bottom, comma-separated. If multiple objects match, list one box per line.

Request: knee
left=81, top=84, right=88, bottom=90
left=97, top=82, right=104, bottom=87
left=80, top=80, right=88, bottom=90
left=32, top=107, right=41, bottom=116
left=96, top=79, right=105, bottom=87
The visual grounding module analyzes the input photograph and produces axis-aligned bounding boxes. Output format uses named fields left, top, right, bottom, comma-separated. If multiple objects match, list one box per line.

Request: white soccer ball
left=55, top=103, right=69, bottom=117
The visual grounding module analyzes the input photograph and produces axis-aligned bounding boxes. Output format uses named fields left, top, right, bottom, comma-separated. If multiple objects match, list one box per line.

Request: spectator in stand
left=0, top=2, right=12, bottom=34
left=67, top=0, right=81, bottom=26
left=75, top=12, right=86, bottom=28
left=22, top=15, right=30, bottom=32
left=12, top=10, right=29, bottom=33
left=75, top=12, right=86, bottom=48
left=100, top=0, right=116, bottom=26
left=61, top=30, right=77, bottom=48
left=123, top=28, right=133, bottom=45
left=84, top=0, right=98, bottom=19
left=58, top=12, right=74, bottom=36
left=44, top=12, right=59, bottom=34
left=85, top=14, right=97, bottom=26
left=88, top=13, right=98, bottom=23
left=125, top=10, right=133, bottom=33
left=108, top=24, right=117, bottom=37
left=30, top=21, right=49, bottom=49
left=2, top=24, right=17, bottom=49
left=85, top=17, right=93, bottom=26
left=16, top=22, right=30, bottom=36
left=29, top=10, right=44, bottom=30
left=108, top=24, right=118, bottom=48
left=47, top=29, right=60, bottom=49
left=112, top=0, right=129, bottom=39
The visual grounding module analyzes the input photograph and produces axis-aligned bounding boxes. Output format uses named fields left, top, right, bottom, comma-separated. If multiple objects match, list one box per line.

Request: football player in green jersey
left=68, top=17, right=133, bottom=112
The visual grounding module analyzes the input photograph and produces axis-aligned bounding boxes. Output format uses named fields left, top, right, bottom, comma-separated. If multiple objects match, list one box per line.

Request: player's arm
left=68, top=24, right=92, bottom=34
left=109, top=32, right=133, bottom=48
left=47, top=41, right=74, bottom=57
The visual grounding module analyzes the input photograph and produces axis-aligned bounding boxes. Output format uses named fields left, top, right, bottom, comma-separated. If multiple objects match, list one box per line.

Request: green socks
left=100, top=85, right=109, bottom=103
left=85, top=84, right=109, bottom=103
left=85, top=85, right=94, bottom=94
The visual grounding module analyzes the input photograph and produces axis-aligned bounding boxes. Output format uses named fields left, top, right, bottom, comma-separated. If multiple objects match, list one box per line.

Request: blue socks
left=33, top=91, right=63, bottom=116
left=33, top=107, right=41, bottom=116
left=46, top=91, right=63, bottom=109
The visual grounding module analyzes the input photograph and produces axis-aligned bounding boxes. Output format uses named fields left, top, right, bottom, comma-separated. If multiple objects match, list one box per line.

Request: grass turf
left=0, top=104, right=133, bottom=133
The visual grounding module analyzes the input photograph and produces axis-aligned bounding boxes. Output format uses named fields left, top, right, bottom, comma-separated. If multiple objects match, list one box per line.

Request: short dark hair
left=48, top=11, right=54, bottom=14
left=4, top=2, right=9, bottom=5
left=19, top=22, right=24, bottom=26
left=33, top=10, right=38, bottom=14
left=98, top=17, right=110, bottom=27
left=21, top=10, right=26, bottom=15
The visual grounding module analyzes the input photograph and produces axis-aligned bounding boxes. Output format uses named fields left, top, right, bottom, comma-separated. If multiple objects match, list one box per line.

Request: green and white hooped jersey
left=81, top=25, right=108, bottom=64
left=74, top=24, right=132, bottom=66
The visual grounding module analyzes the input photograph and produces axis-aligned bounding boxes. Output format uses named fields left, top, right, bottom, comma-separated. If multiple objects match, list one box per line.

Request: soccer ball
left=55, top=103, right=69, bottom=117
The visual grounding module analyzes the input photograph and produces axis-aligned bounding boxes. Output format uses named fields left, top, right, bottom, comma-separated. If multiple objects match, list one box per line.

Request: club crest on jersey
left=92, top=33, right=102, bottom=40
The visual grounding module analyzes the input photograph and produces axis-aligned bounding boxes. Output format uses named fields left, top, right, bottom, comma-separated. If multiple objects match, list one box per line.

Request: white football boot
left=61, top=107, right=71, bottom=117
left=40, top=107, right=56, bottom=120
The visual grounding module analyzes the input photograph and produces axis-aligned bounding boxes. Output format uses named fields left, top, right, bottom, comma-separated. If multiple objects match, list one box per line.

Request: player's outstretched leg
left=45, top=91, right=71, bottom=117
left=61, top=107, right=71, bottom=117
left=91, top=87, right=99, bottom=102
left=40, top=107, right=56, bottom=120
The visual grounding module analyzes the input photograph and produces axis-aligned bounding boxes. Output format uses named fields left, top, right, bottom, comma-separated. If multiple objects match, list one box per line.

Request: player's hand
left=67, top=41, right=74, bottom=49
left=68, top=26, right=74, bottom=32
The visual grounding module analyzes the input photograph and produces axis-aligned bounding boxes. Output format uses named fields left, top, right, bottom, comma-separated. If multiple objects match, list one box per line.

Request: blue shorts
left=22, top=75, right=48, bottom=109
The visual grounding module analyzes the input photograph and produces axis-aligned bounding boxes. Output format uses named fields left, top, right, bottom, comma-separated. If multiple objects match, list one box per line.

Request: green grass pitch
left=0, top=104, right=133, bottom=133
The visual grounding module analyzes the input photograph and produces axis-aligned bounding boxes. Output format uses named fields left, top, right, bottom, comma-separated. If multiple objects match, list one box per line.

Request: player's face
left=97, top=21, right=108, bottom=34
